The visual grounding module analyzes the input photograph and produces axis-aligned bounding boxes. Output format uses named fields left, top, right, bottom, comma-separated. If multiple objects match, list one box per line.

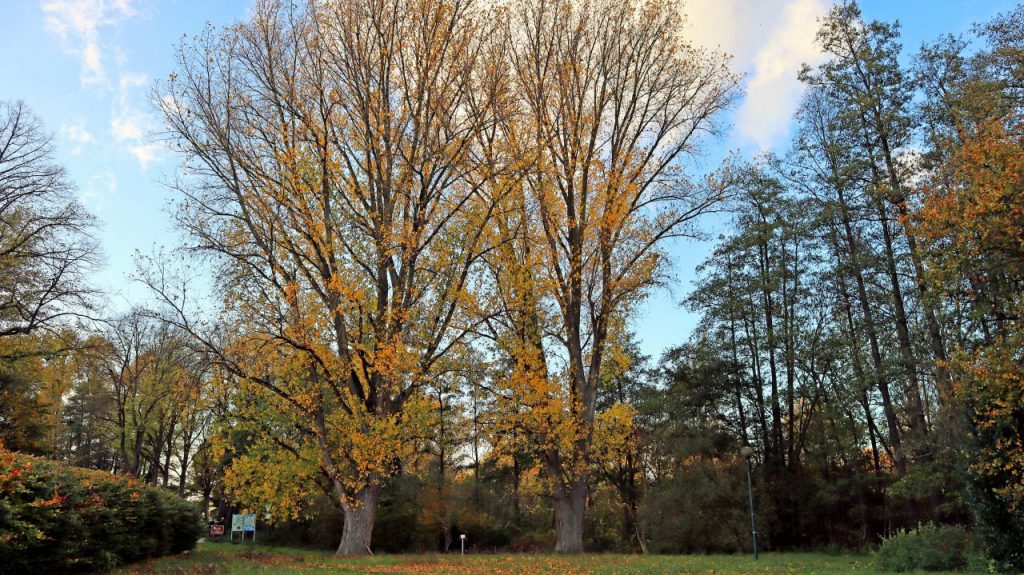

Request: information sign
left=230, top=513, right=257, bottom=542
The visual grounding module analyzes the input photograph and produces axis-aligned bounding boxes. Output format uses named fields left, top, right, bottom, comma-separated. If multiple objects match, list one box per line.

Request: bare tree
left=0, top=101, right=100, bottom=346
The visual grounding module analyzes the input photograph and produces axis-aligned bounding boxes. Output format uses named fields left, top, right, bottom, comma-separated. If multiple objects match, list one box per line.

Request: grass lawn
left=110, top=542, right=979, bottom=575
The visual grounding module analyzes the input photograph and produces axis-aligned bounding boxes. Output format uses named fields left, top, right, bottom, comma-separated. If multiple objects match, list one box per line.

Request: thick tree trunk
left=337, top=484, right=380, bottom=555
left=512, top=447, right=522, bottom=519
left=162, top=426, right=175, bottom=488
left=202, top=487, right=212, bottom=522
left=553, top=478, right=586, bottom=553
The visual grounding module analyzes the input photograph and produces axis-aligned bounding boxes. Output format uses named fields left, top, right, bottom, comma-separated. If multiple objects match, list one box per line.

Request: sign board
left=241, top=513, right=256, bottom=532
left=230, top=513, right=257, bottom=542
left=210, top=524, right=225, bottom=536
left=231, top=513, right=256, bottom=532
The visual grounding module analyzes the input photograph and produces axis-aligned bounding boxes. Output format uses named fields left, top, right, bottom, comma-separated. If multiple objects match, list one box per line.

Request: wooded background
left=0, top=0, right=1021, bottom=567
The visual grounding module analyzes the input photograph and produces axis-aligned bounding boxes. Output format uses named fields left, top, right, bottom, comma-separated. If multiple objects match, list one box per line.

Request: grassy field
left=110, top=542, right=978, bottom=575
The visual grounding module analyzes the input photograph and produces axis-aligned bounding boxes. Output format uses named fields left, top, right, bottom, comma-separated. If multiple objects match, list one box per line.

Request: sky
left=0, top=0, right=1018, bottom=359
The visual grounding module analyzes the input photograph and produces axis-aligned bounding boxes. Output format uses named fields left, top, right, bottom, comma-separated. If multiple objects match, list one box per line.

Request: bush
left=0, top=446, right=202, bottom=572
left=965, top=426, right=1024, bottom=572
left=876, top=523, right=977, bottom=572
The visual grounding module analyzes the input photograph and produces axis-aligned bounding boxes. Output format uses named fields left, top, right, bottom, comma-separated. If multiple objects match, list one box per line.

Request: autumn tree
left=0, top=101, right=99, bottom=460
left=63, top=310, right=209, bottom=488
left=480, top=0, right=738, bottom=552
left=913, top=7, right=1024, bottom=567
left=152, top=0, right=515, bottom=554
left=916, top=111, right=1024, bottom=570
left=0, top=330, right=81, bottom=455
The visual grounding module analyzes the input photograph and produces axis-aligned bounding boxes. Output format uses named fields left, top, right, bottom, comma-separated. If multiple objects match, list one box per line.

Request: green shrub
left=0, top=446, right=202, bottom=572
left=876, top=522, right=977, bottom=572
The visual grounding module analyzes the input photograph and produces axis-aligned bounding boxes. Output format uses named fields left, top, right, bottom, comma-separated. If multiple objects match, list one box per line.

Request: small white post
left=460, top=533, right=466, bottom=555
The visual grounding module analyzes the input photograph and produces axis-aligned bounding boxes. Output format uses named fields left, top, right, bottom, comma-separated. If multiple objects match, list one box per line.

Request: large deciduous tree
left=153, top=0, right=514, bottom=554
left=481, top=0, right=738, bottom=552
left=916, top=111, right=1024, bottom=570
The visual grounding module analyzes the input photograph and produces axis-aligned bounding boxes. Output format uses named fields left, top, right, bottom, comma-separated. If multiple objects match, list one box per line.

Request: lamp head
left=740, top=446, right=754, bottom=459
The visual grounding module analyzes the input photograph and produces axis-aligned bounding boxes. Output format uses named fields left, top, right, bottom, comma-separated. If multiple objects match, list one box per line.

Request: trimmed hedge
left=0, top=446, right=202, bottom=572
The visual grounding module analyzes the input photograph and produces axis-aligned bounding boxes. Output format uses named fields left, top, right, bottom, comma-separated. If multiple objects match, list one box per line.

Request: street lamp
left=740, top=446, right=759, bottom=560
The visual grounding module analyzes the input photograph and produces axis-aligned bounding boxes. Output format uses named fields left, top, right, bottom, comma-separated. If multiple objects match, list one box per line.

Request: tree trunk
left=783, top=238, right=800, bottom=468
left=833, top=184, right=904, bottom=470
left=872, top=99, right=950, bottom=395
left=743, top=307, right=770, bottom=448
left=162, top=422, right=175, bottom=488
left=553, top=478, right=586, bottom=553
left=337, top=483, right=380, bottom=555
left=872, top=195, right=928, bottom=446
left=202, top=487, right=212, bottom=522
left=178, top=441, right=192, bottom=497
left=757, top=239, right=784, bottom=467
left=828, top=222, right=883, bottom=473
left=512, top=448, right=522, bottom=519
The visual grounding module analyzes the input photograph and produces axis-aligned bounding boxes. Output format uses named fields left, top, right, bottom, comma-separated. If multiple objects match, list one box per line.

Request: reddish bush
left=0, top=445, right=201, bottom=572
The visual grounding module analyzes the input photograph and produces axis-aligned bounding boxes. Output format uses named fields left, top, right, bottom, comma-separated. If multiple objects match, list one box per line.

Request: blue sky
left=0, top=0, right=1017, bottom=359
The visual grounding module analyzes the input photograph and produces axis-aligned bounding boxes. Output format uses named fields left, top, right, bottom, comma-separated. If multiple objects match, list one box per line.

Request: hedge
left=875, top=523, right=980, bottom=572
left=0, top=445, right=202, bottom=572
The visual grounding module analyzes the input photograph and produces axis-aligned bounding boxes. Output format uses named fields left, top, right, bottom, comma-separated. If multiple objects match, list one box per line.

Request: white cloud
left=683, top=0, right=831, bottom=150
left=112, top=74, right=149, bottom=141
left=129, top=142, right=162, bottom=171
left=735, top=0, right=830, bottom=149
left=61, top=119, right=93, bottom=154
left=41, top=0, right=136, bottom=86
left=111, top=115, right=143, bottom=141
left=110, top=71, right=164, bottom=171
left=119, top=72, right=148, bottom=90
left=684, top=0, right=781, bottom=66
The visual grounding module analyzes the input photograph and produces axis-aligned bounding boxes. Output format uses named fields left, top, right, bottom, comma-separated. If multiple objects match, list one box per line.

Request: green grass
left=111, top=542, right=978, bottom=574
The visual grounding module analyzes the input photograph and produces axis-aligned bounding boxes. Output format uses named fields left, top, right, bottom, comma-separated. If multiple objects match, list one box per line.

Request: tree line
left=684, top=2, right=1023, bottom=563
left=0, top=0, right=1020, bottom=566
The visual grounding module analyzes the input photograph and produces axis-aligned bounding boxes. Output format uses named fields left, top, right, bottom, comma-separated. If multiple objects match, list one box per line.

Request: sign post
left=460, top=533, right=466, bottom=555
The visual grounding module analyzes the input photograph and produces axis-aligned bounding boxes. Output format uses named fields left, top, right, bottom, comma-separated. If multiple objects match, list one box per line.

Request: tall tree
left=483, top=0, right=738, bottom=552
left=152, top=0, right=514, bottom=554
left=913, top=8, right=1024, bottom=562
left=800, top=3, right=938, bottom=460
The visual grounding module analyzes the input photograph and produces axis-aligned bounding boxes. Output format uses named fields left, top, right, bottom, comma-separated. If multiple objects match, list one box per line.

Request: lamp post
left=740, top=446, right=758, bottom=560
